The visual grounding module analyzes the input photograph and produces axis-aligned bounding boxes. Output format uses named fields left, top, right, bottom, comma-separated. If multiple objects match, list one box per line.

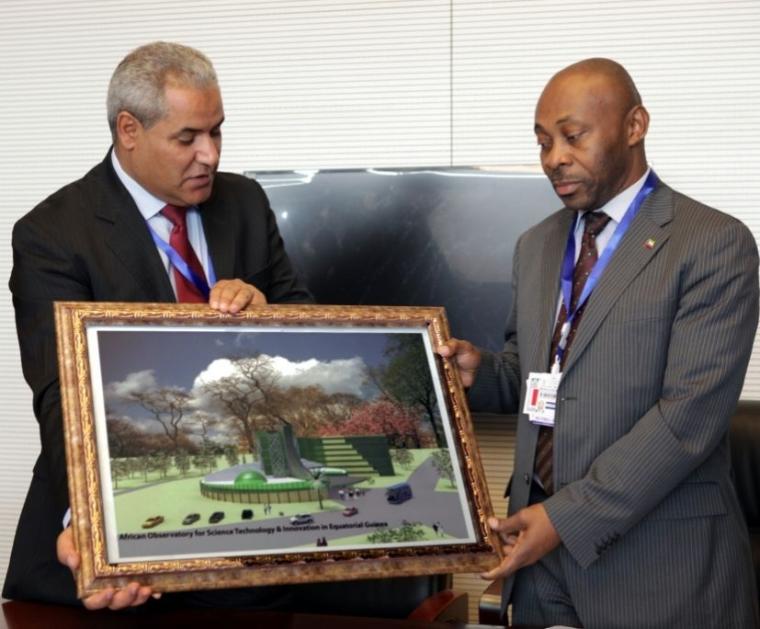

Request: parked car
left=209, top=511, right=225, bottom=524
left=141, top=515, right=164, bottom=529
left=386, top=482, right=413, bottom=505
left=289, top=513, right=314, bottom=525
left=342, top=506, right=359, bottom=517
left=241, top=509, right=254, bottom=520
left=182, top=513, right=200, bottom=526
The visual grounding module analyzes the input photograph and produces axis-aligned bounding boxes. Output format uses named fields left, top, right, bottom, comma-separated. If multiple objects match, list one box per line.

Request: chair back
left=729, top=400, right=760, bottom=602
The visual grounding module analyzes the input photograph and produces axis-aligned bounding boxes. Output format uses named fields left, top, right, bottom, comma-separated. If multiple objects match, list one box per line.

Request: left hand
left=209, top=279, right=267, bottom=313
left=482, top=503, right=561, bottom=580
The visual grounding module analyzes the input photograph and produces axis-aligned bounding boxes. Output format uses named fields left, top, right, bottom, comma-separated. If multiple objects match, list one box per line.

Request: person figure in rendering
left=440, top=58, right=759, bottom=628
left=3, top=41, right=311, bottom=610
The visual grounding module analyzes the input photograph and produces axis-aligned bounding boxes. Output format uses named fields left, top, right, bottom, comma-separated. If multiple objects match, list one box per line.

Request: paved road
left=117, top=458, right=473, bottom=559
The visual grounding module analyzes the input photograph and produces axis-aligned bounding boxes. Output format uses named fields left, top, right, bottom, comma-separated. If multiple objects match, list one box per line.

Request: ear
left=115, top=111, right=142, bottom=151
left=627, top=105, right=649, bottom=147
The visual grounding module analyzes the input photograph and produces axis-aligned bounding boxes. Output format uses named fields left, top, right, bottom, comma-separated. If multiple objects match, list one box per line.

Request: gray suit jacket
left=469, top=181, right=760, bottom=628
left=3, top=152, right=312, bottom=605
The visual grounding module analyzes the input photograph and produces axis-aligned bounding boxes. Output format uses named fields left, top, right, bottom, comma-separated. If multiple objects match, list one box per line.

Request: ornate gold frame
left=56, top=302, right=498, bottom=597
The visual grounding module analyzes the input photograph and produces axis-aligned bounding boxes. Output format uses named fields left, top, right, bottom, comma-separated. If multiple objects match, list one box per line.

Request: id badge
left=523, top=371, right=561, bottom=427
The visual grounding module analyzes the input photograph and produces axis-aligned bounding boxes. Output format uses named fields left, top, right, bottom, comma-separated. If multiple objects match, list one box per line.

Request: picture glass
left=86, top=324, right=478, bottom=563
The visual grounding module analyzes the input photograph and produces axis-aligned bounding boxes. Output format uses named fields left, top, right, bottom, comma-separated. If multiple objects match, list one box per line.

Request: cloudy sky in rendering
left=98, top=326, right=426, bottom=409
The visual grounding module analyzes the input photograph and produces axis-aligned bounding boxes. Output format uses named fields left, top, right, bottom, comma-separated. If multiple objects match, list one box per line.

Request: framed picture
left=56, top=302, right=499, bottom=597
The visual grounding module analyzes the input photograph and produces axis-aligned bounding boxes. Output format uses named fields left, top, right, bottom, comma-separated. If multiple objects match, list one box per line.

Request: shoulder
left=204, top=172, right=276, bottom=229
left=661, top=182, right=755, bottom=248
left=527, top=206, right=567, bottom=232
left=210, top=171, right=267, bottom=203
left=13, top=159, right=111, bottom=239
left=515, top=206, right=568, bottom=248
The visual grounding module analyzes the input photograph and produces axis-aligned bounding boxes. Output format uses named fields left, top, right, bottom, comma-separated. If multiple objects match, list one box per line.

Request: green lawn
left=355, top=449, right=435, bottom=488
left=434, top=478, right=458, bottom=492
left=111, top=455, right=231, bottom=491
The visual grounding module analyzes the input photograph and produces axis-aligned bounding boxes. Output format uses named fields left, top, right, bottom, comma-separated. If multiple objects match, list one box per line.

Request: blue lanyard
left=148, top=223, right=217, bottom=300
left=554, top=170, right=659, bottom=368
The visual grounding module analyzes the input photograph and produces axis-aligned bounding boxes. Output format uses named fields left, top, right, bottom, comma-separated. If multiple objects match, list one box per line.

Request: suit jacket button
left=523, top=473, right=530, bottom=484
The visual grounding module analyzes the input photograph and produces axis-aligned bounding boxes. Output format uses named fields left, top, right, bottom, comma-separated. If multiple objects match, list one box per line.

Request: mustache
left=549, top=171, right=579, bottom=185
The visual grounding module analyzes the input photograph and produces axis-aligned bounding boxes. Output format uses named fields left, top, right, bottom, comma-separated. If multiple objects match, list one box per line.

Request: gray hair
left=107, top=41, right=218, bottom=139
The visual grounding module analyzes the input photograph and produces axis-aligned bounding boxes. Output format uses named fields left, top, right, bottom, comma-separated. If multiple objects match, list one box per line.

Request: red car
left=342, top=506, right=358, bottom=517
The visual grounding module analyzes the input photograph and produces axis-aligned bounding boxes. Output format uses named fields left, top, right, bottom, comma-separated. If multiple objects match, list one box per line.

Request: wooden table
left=2, top=600, right=510, bottom=629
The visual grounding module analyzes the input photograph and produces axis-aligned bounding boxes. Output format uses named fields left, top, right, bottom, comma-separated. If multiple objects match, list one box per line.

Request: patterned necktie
left=535, top=211, right=611, bottom=495
left=160, top=204, right=208, bottom=303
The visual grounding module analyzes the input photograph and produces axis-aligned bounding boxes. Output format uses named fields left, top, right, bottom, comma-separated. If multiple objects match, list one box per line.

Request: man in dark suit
left=441, top=58, right=759, bottom=628
left=3, top=41, right=311, bottom=610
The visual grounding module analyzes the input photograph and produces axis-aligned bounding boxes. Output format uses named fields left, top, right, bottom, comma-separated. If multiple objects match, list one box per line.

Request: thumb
left=488, top=513, right=524, bottom=544
left=250, top=286, right=267, bottom=305
left=488, top=513, right=523, bottom=535
left=56, top=527, right=80, bottom=571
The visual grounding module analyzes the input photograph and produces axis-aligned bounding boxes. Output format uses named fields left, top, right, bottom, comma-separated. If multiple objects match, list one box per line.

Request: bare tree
left=106, top=416, right=147, bottom=458
left=184, top=411, right=219, bottom=453
left=277, top=386, right=362, bottom=437
left=126, top=387, right=193, bottom=453
left=200, top=354, right=290, bottom=457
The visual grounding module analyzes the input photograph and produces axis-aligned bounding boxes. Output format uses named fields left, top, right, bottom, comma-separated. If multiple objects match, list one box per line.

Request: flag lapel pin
left=644, top=238, right=656, bottom=250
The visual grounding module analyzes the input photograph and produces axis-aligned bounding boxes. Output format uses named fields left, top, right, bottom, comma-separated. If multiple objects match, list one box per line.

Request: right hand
left=57, top=526, right=157, bottom=610
left=436, top=338, right=482, bottom=388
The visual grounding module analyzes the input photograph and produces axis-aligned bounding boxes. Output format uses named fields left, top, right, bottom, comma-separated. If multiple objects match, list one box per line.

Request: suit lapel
left=561, top=183, right=674, bottom=376
left=93, top=155, right=176, bottom=301
left=200, top=188, right=235, bottom=281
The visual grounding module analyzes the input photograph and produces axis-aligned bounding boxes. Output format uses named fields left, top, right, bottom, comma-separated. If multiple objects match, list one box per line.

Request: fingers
left=209, top=280, right=267, bottom=313
left=56, top=526, right=79, bottom=572
left=58, top=528, right=157, bottom=610
left=436, top=338, right=473, bottom=358
left=82, top=588, right=115, bottom=610
left=82, top=583, right=156, bottom=611
left=482, top=506, right=562, bottom=582
left=108, top=582, right=146, bottom=610
left=136, top=587, right=160, bottom=606
left=481, top=552, right=519, bottom=580
left=481, top=515, right=528, bottom=580
left=488, top=514, right=522, bottom=540
left=436, top=338, right=481, bottom=387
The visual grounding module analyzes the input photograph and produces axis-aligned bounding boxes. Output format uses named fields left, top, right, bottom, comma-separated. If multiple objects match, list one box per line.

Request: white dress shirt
left=110, top=150, right=212, bottom=296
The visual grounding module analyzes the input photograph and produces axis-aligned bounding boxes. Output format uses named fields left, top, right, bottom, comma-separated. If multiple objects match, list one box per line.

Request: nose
left=542, top=141, right=571, bottom=172
left=196, top=134, right=221, bottom=168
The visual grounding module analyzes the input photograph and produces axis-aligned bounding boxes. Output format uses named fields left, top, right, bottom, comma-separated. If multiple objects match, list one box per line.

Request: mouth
left=552, top=180, right=581, bottom=197
left=186, top=173, right=213, bottom=188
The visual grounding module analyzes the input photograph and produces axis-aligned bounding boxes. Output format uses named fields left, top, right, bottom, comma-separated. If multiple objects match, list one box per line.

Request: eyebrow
left=534, top=116, right=584, bottom=133
left=173, top=116, right=225, bottom=137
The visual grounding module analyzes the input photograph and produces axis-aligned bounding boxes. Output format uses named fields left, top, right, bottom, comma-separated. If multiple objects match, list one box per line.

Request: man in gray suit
left=440, top=58, right=759, bottom=628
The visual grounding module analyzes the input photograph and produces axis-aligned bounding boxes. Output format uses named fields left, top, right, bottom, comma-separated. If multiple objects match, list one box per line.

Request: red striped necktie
left=160, top=204, right=208, bottom=303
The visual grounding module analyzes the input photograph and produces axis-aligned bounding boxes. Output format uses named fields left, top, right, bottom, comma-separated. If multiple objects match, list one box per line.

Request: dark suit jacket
left=3, top=152, right=312, bottom=605
left=469, top=181, right=760, bottom=628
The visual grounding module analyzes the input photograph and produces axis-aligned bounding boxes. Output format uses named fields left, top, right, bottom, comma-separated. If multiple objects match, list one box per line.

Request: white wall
left=1, top=0, right=758, bottom=610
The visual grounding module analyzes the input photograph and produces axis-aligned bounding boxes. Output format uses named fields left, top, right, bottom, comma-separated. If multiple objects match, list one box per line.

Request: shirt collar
left=111, top=149, right=169, bottom=220
left=583, top=166, right=651, bottom=224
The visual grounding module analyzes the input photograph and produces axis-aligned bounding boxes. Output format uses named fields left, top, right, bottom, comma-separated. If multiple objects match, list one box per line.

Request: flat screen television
left=247, top=166, right=558, bottom=352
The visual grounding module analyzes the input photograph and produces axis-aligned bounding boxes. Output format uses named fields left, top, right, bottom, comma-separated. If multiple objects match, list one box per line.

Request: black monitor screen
left=248, top=167, right=559, bottom=352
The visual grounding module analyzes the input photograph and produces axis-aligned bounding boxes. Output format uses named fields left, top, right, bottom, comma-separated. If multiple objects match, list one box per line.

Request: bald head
left=552, top=58, right=642, bottom=110
left=534, top=58, right=649, bottom=211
